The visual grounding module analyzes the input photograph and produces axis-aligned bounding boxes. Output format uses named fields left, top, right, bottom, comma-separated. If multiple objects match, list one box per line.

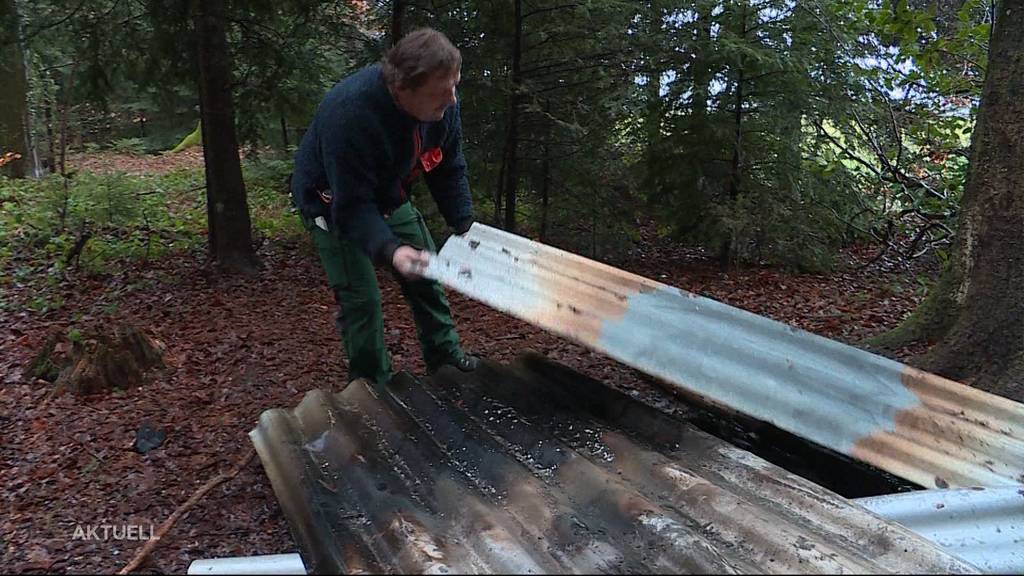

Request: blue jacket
left=291, top=64, right=473, bottom=265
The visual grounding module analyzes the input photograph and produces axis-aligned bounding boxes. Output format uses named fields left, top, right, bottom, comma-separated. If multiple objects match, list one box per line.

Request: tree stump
left=28, top=333, right=66, bottom=383
left=30, top=325, right=166, bottom=396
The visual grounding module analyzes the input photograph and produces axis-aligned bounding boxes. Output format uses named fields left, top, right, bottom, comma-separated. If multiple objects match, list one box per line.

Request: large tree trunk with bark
left=192, top=0, right=258, bottom=274
left=880, top=0, right=1023, bottom=400
left=0, top=0, right=28, bottom=178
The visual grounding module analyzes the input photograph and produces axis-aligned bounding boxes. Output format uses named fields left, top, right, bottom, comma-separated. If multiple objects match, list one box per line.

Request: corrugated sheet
left=187, top=553, right=307, bottom=574
left=250, top=353, right=979, bottom=574
left=424, top=224, right=1024, bottom=489
left=856, top=486, right=1024, bottom=574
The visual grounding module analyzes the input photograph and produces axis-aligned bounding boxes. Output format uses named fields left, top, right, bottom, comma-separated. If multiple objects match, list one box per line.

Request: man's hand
left=392, top=245, right=431, bottom=280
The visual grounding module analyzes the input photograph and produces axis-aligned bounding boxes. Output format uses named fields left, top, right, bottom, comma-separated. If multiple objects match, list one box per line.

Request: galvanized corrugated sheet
left=250, top=353, right=978, bottom=574
left=856, top=486, right=1024, bottom=574
left=424, top=224, right=1024, bottom=489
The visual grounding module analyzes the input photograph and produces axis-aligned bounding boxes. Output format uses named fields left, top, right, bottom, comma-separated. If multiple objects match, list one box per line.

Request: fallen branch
left=117, top=447, right=256, bottom=575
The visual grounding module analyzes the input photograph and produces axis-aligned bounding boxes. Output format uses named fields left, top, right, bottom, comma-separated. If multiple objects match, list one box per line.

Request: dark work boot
left=428, top=353, right=480, bottom=375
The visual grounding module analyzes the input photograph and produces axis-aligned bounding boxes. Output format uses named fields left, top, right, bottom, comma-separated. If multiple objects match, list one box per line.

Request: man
left=291, top=28, right=478, bottom=388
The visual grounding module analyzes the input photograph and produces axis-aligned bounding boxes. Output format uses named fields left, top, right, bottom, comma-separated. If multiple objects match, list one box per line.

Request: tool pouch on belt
left=289, top=170, right=333, bottom=232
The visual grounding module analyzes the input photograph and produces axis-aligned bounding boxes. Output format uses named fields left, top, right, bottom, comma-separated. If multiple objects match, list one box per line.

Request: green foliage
left=869, top=0, right=990, bottom=97
left=17, top=0, right=373, bottom=160
left=0, top=170, right=200, bottom=282
left=820, top=0, right=991, bottom=261
left=632, top=0, right=989, bottom=270
left=242, top=156, right=304, bottom=241
left=639, top=0, right=872, bottom=270
left=0, top=154, right=299, bottom=311
left=406, top=0, right=643, bottom=258
left=7, top=0, right=994, bottom=276
left=109, top=137, right=148, bottom=155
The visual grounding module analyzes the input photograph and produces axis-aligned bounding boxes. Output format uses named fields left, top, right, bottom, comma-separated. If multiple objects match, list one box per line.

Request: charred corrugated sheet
left=425, top=224, right=1024, bottom=489
left=251, top=354, right=979, bottom=574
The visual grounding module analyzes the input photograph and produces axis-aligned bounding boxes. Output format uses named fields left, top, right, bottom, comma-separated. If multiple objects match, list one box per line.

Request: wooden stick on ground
left=118, top=447, right=256, bottom=575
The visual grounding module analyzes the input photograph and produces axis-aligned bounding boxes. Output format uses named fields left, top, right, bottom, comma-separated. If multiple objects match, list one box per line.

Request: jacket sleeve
left=424, top=98, right=474, bottom=231
left=320, top=115, right=401, bottom=267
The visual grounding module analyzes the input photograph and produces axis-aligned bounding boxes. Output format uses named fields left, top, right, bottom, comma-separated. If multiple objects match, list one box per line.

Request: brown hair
left=381, top=28, right=462, bottom=90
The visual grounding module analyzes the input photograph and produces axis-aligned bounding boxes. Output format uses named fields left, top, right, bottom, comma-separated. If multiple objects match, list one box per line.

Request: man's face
left=397, top=70, right=460, bottom=122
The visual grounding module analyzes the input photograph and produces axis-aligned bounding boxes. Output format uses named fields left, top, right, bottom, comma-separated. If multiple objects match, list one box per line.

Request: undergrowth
left=0, top=156, right=300, bottom=313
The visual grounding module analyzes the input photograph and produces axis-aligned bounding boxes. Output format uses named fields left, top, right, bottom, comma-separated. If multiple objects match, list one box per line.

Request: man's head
left=382, top=28, right=461, bottom=122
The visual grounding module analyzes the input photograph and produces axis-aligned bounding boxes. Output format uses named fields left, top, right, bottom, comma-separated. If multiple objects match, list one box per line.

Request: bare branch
left=812, top=119, right=883, bottom=177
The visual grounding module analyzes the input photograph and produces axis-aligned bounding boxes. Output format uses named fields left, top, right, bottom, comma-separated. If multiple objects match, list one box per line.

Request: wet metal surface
left=251, top=353, right=978, bottom=574
left=856, top=486, right=1024, bottom=574
left=425, top=224, right=1024, bottom=489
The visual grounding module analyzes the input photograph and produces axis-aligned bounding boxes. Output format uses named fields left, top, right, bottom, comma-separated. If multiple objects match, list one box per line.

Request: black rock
left=134, top=422, right=167, bottom=454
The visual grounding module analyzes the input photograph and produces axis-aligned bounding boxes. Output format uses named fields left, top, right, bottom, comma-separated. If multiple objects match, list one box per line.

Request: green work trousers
left=303, top=202, right=462, bottom=386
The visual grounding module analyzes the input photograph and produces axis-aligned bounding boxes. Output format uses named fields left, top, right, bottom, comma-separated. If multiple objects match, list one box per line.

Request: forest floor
left=1, top=152, right=938, bottom=574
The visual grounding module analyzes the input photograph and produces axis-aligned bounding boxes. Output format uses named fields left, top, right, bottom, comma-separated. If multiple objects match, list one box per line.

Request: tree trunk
left=390, top=0, right=404, bottom=46
left=0, top=0, right=28, bottom=178
left=192, top=0, right=258, bottom=274
left=500, top=0, right=523, bottom=233
left=279, top=114, right=288, bottom=149
left=719, top=4, right=747, bottom=271
left=493, top=146, right=505, bottom=226
left=642, top=0, right=665, bottom=166
left=44, top=97, right=56, bottom=174
left=59, top=65, right=76, bottom=178
left=539, top=140, right=551, bottom=242
left=913, top=0, right=1024, bottom=400
left=691, top=3, right=713, bottom=123
left=720, top=74, right=744, bottom=270
left=501, top=102, right=520, bottom=232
